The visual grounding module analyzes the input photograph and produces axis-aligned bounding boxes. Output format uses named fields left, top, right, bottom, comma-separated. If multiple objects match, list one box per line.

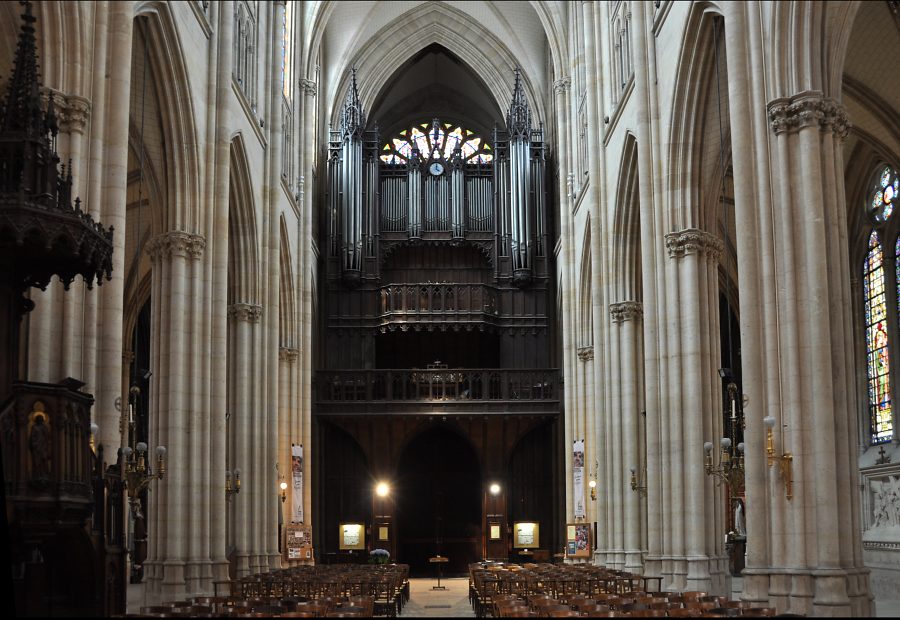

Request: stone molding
left=767, top=90, right=851, bottom=139
left=553, top=77, right=571, bottom=94
left=665, top=228, right=723, bottom=261
left=228, top=303, right=263, bottom=323
left=577, top=346, right=594, bottom=362
left=279, top=347, right=299, bottom=362
left=146, top=231, right=207, bottom=261
left=300, top=79, right=317, bottom=97
left=609, top=301, right=643, bottom=323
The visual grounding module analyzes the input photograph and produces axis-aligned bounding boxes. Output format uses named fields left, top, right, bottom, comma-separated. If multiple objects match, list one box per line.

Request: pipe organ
left=323, top=69, right=552, bottom=371
left=327, top=70, right=548, bottom=288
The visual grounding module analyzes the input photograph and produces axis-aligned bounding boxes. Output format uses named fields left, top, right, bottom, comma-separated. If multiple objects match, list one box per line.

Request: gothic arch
left=611, top=133, right=641, bottom=302
left=133, top=2, right=201, bottom=234
left=32, top=1, right=87, bottom=96
left=768, top=1, right=862, bottom=99
left=279, top=216, right=297, bottom=348
left=578, top=218, right=593, bottom=348
left=326, top=3, right=545, bottom=131
left=664, top=1, right=725, bottom=233
left=228, top=135, right=260, bottom=306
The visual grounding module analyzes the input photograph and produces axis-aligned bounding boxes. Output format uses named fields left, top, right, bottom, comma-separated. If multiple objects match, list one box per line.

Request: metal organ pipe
left=407, top=149, right=422, bottom=238
left=341, top=137, right=362, bottom=272
left=451, top=151, right=464, bottom=238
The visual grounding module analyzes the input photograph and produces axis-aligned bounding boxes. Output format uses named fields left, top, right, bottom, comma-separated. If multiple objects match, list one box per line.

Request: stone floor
left=400, top=577, right=474, bottom=617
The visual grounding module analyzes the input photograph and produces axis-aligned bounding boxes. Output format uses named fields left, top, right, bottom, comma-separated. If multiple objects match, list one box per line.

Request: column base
left=624, top=549, right=644, bottom=573
left=737, top=567, right=874, bottom=617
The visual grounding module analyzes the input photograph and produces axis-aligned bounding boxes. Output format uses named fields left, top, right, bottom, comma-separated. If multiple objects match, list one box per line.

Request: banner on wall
left=573, top=439, right=585, bottom=518
left=291, top=444, right=304, bottom=523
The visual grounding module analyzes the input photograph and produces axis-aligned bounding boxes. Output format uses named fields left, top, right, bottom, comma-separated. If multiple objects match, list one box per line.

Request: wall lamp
left=763, top=416, right=793, bottom=500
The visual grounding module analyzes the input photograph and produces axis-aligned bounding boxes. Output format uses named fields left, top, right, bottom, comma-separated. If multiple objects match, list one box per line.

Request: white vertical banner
left=291, top=444, right=304, bottom=523
left=573, top=439, right=585, bottom=518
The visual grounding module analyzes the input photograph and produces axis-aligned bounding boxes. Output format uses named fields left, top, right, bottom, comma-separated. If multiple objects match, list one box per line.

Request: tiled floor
left=400, top=577, right=475, bottom=617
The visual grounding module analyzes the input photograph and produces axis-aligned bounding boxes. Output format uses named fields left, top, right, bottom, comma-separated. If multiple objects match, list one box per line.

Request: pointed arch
left=279, top=215, right=297, bottom=348
left=612, top=133, right=641, bottom=302
left=664, top=2, right=726, bottom=233
left=228, top=135, right=260, bottom=305
left=133, top=2, right=202, bottom=233
left=578, top=217, right=593, bottom=348
left=326, top=3, right=546, bottom=131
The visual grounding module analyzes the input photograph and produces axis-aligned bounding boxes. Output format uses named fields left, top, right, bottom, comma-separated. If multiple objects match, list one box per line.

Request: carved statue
left=29, top=413, right=51, bottom=478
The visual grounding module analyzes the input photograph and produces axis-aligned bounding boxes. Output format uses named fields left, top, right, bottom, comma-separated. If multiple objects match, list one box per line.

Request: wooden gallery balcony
left=377, top=283, right=499, bottom=331
left=313, top=368, right=560, bottom=416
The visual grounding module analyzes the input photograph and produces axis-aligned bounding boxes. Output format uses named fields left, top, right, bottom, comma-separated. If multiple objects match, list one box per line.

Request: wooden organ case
left=320, top=70, right=555, bottom=378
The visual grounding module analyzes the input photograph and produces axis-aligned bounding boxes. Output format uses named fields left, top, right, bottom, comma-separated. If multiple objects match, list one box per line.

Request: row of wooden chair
left=128, top=563, right=409, bottom=617
left=470, top=563, right=780, bottom=618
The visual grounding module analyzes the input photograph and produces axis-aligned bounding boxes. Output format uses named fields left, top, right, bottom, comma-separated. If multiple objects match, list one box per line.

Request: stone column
left=630, top=0, right=665, bottom=583
left=209, top=0, right=233, bottom=585
left=611, top=301, right=644, bottom=573
left=298, top=76, right=317, bottom=536
left=746, top=90, right=871, bottom=616
left=263, top=0, right=287, bottom=572
left=662, top=229, right=726, bottom=593
left=227, top=301, right=262, bottom=578
left=143, top=231, right=207, bottom=603
left=96, top=0, right=134, bottom=457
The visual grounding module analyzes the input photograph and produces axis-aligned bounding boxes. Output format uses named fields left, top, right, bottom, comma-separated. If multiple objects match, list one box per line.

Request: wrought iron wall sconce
left=704, top=382, right=745, bottom=493
left=763, top=416, right=793, bottom=500
left=589, top=461, right=598, bottom=501
left=280, top=480, right=288, bottom=503
left=226, top=468, right=241, bottom=499
left=121, top=385, right=166, bottom=518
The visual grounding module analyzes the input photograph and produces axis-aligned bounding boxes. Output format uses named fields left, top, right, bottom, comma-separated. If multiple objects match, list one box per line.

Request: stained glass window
left=868, top=165, right=899, bottom=222
left=380, top=121, right=493, bottom=165
left=864, top=231, right=892, bottom=444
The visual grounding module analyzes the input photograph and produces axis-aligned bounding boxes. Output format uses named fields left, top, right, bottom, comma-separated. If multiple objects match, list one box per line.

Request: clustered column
left=658, top=229, right=726, bottom=593
left=609, top=301, right=644, bottom=573
left=143, top=230, right=207, bottom=602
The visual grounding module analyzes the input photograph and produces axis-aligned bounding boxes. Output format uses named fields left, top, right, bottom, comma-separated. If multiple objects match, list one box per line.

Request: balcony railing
left=314, top=368, right=560, bottom=416
left=379, top=282, right=497, bottom=320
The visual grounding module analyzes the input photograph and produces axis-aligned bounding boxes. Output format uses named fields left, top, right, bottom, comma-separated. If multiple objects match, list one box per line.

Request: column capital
left=227, top=302, right=262, bottom=323
left=609, top=301, right=643, bottom=323
left=577, top=346, right=594, bottom=362
left=300, top=79, right=317, bottom=97
left=665, top=228, right=723, bottom=261
left=279, top=347, right=299, bottom=362
left=146, top=231, right=207, bottom=261
left=767, top=90, right=851, bottom=139
left=553, top=77, right=571, bottom=94
left=41, top=88, right=91, bottom=134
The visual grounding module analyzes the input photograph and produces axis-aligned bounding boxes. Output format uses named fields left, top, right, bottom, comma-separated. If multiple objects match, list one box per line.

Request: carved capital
left=279, top=347, right=299, bottom=362
left=553, top=77, right=571, bottom=94
left=300, top=79, right=317, bottom=97
left=40, top=88, right=91, bottom=134
left=767, top=90, right=851, bottom=139
left=228, top=303, right=263, bottom=323
left=665, top=228, right=723, bottom=261
left=146, top=231, right=206, bottom=261
left=576, top=346, right=594, bottom=362
left=609, top=301, right=643, bottom=323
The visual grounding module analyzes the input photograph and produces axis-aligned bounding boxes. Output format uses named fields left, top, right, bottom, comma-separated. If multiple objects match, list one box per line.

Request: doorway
left=396, top=425, right=481, bottom=576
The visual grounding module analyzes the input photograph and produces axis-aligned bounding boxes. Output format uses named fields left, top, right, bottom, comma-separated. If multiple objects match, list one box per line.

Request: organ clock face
left=429, top=162, right=444, bottom=176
